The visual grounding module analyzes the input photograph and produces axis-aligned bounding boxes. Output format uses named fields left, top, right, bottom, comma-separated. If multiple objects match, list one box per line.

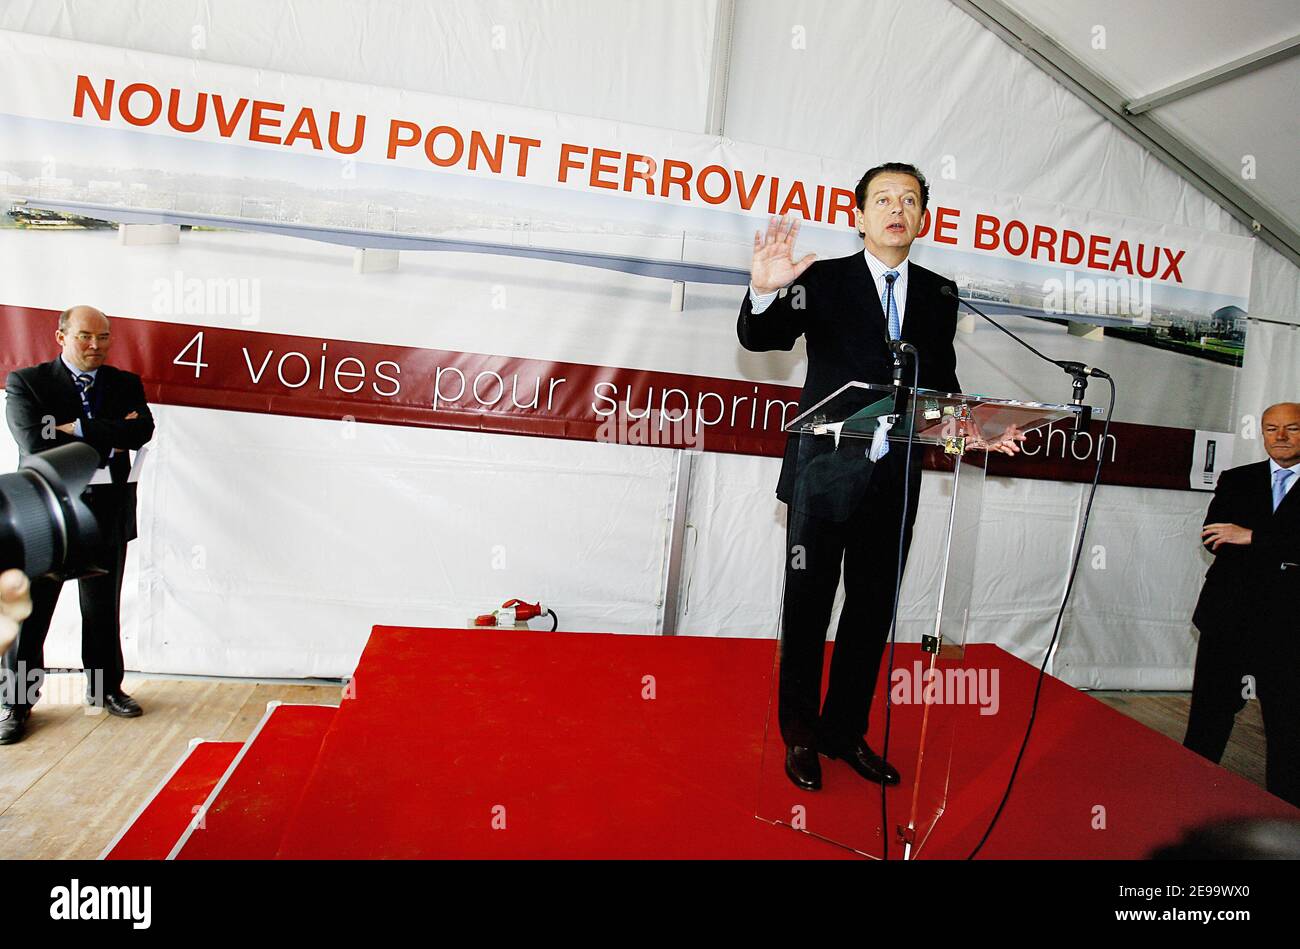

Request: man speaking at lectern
left=737, top=163, right=1022, bottom=791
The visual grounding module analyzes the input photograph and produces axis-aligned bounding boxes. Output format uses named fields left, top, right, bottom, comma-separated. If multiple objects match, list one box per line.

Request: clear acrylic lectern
left=754, top=381, right=1079, bottom=859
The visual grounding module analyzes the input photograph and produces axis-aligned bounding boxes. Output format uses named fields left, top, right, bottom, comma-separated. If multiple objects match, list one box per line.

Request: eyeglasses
left=71, top=333, right=111, bottom=343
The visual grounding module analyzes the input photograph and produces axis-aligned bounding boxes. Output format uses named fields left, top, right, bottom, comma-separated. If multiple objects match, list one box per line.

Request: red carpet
left=102, top=740, right=241, bottom=860
left=924, top=644, right=1300, bottom=857
left=271, top=627, right=1297, bottom=859
left=173, top=703, right=336, bottom=860
left=106, top=628, right=1297, bottom=859
left=277, top=627, right=855, bottom=858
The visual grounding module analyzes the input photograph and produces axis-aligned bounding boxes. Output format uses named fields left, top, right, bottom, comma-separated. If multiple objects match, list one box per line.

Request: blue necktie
left=875, top=271, right=901, bottom=460
left=74, top=373, right=95, bottom=419
left=883, top=270, right=901, bottom=341
left=1274, top=467, right=1296, bottom=512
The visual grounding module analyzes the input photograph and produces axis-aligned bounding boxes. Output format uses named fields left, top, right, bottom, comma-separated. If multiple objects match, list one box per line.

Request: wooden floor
left=1092, top=691, right=1267, bottom=788
left=0, top=674, right=341, bottom=860
left=0, top=678, right=1268, bottom=860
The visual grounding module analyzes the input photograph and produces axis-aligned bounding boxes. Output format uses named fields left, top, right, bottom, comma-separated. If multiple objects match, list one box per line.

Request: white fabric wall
left=136, top=408, right=677, bottom=676
left=1234, top=319, right=1300, bottom=465
left=1, top=402, right=678, bottom=677
left=1053, top=484, right=1214, bottom=688
left=1249, top=242, right=1300, bottom=321
left=2, top=0, right=1297, bottom=688
left=679, top=452, right=1214, bottom=689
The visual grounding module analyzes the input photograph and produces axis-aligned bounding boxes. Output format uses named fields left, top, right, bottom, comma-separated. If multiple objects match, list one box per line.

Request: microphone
left=890, top=340, right=916, bottom=419
left=888, top=340, right=916, bottom=414
left=1055, top=360, right=1110, bottom=380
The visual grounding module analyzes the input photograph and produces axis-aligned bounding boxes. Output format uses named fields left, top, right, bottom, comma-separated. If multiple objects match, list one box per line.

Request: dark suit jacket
left=5, top=358, right=155, bottom=542
left=737, top=251, right=961, bottom=505
left=1192, top=460, right=1300, bottom=636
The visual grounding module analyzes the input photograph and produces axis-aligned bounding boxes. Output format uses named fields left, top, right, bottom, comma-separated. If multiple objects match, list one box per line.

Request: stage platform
left=101, top=740, right=240, bottom=860
left=103, top=626, right=1297, bottom=859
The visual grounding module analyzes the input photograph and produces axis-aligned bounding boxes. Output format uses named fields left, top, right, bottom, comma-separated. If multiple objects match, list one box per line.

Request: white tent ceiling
left=984, top=0, right=1300, bottom=273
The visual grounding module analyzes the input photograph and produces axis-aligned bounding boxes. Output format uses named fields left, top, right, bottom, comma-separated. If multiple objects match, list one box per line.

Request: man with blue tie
left=1186, top=401, right=1300, bottom=806
left=738, top=163, right=1022, bottom=791
left=1, top=306, right=155, bottom=745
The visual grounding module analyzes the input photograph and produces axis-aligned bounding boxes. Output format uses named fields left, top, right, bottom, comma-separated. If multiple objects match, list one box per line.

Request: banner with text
left=0, top=30, right=1255, bottom=489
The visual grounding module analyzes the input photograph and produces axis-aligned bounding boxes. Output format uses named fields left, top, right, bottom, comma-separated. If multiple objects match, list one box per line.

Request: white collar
left=60, top=354, right=98, bottom=379
left=1268, top=458, right=1299, bottom=476
left=863, top=247, right=909, bottom=283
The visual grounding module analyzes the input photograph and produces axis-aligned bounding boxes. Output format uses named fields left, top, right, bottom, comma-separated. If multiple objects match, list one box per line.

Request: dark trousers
left=779, top=455, right=917, bottom=751
left=2, top=533, right=128, bottom=712
left=1184, top=622, right=1300, bottom=808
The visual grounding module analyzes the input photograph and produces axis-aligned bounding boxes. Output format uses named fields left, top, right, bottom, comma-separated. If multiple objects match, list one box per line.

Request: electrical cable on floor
left=967, top=376, right=1117, bottom=859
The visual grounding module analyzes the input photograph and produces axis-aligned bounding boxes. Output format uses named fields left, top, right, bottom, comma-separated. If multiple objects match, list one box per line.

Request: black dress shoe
left=784, top=744, right=822, bottom=791
left=823, top=739, right=900, bottom=786
left=91, top=691, right=143, bottom=718
left=0, top=706, right=28, bottom=745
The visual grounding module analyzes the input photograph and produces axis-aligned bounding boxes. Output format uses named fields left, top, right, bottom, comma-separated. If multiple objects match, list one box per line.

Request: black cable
left=879, top=349, right=921, bottom=861
left=937, top=289, right=1119, bottom=859
left=966, top=376, right=1117, bottom=859
left=939, top=285, right=1059, bottom=366
left=939, top=287, right=1111, bottom=386
left=545, top=609, right=558, bottom=632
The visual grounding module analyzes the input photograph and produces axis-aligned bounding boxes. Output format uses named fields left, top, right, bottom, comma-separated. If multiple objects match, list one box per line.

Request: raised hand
left=751, top=215, right=817, bottom=295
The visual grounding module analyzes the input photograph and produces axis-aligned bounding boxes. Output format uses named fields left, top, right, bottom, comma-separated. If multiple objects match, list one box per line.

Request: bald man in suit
left=1185, top=401, right=1300, bottom=807
left=1, top=306, right=154, bottom=745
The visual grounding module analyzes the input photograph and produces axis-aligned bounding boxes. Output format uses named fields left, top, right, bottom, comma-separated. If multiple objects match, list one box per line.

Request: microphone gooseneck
left=938, top=285, right=1107, bottom=441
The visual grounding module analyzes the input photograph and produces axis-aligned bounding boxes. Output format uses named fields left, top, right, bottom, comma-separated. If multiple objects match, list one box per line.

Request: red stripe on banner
left=0, top=304, right=1196, bottom=490
left=987, top=418, right=1194, bottom=490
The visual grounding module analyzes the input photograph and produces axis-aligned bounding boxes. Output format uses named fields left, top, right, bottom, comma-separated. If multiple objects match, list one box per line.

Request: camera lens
left=0, top=442, right=104, bottom=580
